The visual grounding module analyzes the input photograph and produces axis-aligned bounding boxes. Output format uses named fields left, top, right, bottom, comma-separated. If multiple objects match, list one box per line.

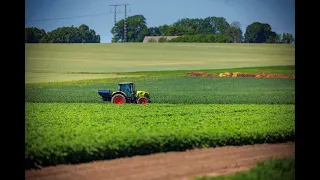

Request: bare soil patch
left=25, top=142, right=294, bottom=180
left=186, top=72, right=295, bottom=79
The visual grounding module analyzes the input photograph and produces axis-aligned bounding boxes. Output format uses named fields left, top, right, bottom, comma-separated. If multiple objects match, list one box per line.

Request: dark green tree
left=205, top=16, right=230, bottom=34
left=148, top=27, right=161, bottom=36
left=165, top=16, right=229, bottom=36
left=160, top=25, right=169, bottom=35
left=266, top=31, right=277, bottom=43
left=111, top=15, right=148, bottom=42
left=282, top=33, right=294, bottom=44
left=226, top=21, right=243, bottom=43
left=244, top=22, right=276, bottom=43
left=25, top=27, right=46, bottom=43
left=276, top=33, right=282, bottom=43
left=171, top=18, right=203, bottom=35
left=165, top=26, right=184, bottom=36
left=28, top=24, right=100, bottom=43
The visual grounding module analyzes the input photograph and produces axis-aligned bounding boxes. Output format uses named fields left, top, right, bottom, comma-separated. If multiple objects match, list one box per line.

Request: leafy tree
left=266, top=31, right=277, bottom=43
left=148, top=27, right=161, bottom=36
left=276, top=33, right=282, bottom=43
left=26, top=25, right=100, bottom=43
left=111, top=15, right=148, bottom=42
left=226, top=21, right=243, bottom=43
left=282, top=33, right=294, bottom=44
left=165, top=26, right=184, bottom=36
left=244, top=22, right=276, bottom=43
left=167, top=17, right=229, bottom=36
left=197, top=18, right=215, bottom=34
left=158, top=25, right=170, bottom=36
left=146, top=16, right=230, bottom=38
left=25, top=27, right=46, bottom=43
left=205, top=16, right=230, bottom=34
left=171, top=18, right=203, bottom=35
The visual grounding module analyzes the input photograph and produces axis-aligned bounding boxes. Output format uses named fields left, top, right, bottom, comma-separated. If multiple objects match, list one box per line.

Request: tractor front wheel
left=137, top=97, right=148, bottom=104
left=111, top=94, right=126, bottom=104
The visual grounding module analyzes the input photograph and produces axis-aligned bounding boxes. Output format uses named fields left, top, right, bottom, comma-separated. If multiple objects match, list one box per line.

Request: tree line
left=25, top=24, right=100, bottom=43
left=111, top=15, right=294, bottom=44
left=25, top=15, right=294, bottom=44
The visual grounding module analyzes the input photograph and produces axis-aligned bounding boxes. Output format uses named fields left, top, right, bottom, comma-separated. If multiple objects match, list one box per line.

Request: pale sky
left=25, top=0, right=295, bottom=43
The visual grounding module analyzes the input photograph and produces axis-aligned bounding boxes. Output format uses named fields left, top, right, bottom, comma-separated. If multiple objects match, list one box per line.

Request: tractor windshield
left=119, top=84, right=132, bottom=97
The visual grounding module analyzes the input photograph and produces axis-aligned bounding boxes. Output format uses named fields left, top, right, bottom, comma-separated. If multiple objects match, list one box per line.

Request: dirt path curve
left=25, top=142, right=295, bottom=180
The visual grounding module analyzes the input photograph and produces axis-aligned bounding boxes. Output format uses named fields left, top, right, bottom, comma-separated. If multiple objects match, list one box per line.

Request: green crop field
left=25, top=43, right=294, bottom=83
left=25, top=43, right=295, bottom=170
left=25, top=103, right=294, bottom=168
left=26, top=76, right=295, bottom=104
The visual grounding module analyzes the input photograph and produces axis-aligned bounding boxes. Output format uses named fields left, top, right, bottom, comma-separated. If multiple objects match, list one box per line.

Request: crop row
left=195, top=157, right=295, bottom=180
left=25, top=103, right=295, bottom=169
left=25, top=76, right=295, bottom=104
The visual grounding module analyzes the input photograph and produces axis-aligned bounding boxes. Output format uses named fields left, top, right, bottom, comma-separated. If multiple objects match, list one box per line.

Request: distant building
left=143, top=36, right=181, bottom=43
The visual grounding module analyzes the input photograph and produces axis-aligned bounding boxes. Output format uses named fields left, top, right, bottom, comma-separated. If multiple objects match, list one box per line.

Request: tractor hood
left=136, top=91, right=150, bottom=98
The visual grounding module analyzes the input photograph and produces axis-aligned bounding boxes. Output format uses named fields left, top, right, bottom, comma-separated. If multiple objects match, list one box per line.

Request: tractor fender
left=112, top=91, right=127, bottom=98
left=135, top=91, right=150, bottom=99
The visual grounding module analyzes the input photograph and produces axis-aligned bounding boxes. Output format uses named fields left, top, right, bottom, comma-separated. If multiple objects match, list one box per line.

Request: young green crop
left=195, top=157, right=295, bottom=180
left=25, top=76, right=295, bottom=104
left=25, top=103, right=294, bottom=169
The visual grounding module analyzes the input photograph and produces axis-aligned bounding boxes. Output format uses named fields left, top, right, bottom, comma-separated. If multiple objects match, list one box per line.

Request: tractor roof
left=118, top=82, right=134, bottom=85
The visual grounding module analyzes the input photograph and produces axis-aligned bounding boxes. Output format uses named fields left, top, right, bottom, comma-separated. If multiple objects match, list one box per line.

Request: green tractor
left=98, top=82, right=151, bottom=104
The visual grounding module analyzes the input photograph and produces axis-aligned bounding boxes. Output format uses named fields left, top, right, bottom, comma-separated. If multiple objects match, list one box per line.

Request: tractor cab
left=98, top=82, right=151, bottom=104
left=118, top=82, right=135, bottom=97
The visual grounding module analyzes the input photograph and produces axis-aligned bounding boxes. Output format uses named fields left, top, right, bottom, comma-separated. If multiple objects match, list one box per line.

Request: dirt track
left=25, top=142, right=295, bottom=180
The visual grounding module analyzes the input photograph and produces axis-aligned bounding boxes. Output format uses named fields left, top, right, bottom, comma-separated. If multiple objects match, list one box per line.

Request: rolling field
left=25, top=72, right=141, bottom=83
left=25, top=43, right=294, bottom=83
left=25, top=43, right=295, bottom=179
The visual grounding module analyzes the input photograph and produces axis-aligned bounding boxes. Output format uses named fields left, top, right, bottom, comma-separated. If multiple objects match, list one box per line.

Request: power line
left=124, top=4, right=128, bottom=43
left=26, top=5, right=137, bottom=43
left=26, top=12, right=113, bottom=22
left=110, top=4, right=130, bottom=43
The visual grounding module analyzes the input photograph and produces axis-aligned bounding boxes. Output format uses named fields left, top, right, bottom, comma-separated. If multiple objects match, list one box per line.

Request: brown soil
left=186, top=72, right=218, bottom=77
left=25, top=142, right=295, bottom=180
left=186, top=72, right=295, bottom=79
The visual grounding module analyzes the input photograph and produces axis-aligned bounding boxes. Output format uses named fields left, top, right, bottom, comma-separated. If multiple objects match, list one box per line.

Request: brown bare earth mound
left=25, top=142, right=294, bottom=180
left=186, top=72, right=218, bottom=77
left=255, top=72, right=295, bottom=79
left=187, top=71, right=295, bottom=79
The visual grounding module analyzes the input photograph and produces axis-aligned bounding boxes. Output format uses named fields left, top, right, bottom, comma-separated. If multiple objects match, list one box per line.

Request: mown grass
left=25, top=103, right=294, bottom=169
left=25, top=75, right=295, bottom=104
left=26, top=43, right=294, bottom=82
left=25, top=72, right=142, bottom=83
left=195, top=157, right=295, bottom=180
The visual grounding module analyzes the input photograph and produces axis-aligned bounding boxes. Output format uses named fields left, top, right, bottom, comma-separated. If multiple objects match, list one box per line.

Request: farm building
left=143, top=36, right=180, bottom=43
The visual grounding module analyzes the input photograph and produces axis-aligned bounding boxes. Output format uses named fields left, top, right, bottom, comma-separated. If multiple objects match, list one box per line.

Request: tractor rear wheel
left=111, top=94, right=126, bottom=104
left=137, top=97, right=148, bottom=104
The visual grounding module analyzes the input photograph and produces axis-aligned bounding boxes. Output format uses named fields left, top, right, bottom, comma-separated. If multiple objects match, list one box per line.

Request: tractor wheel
left=111, top=94, right=126, bottom=104
left=137, top=97, right=148, bottom=104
